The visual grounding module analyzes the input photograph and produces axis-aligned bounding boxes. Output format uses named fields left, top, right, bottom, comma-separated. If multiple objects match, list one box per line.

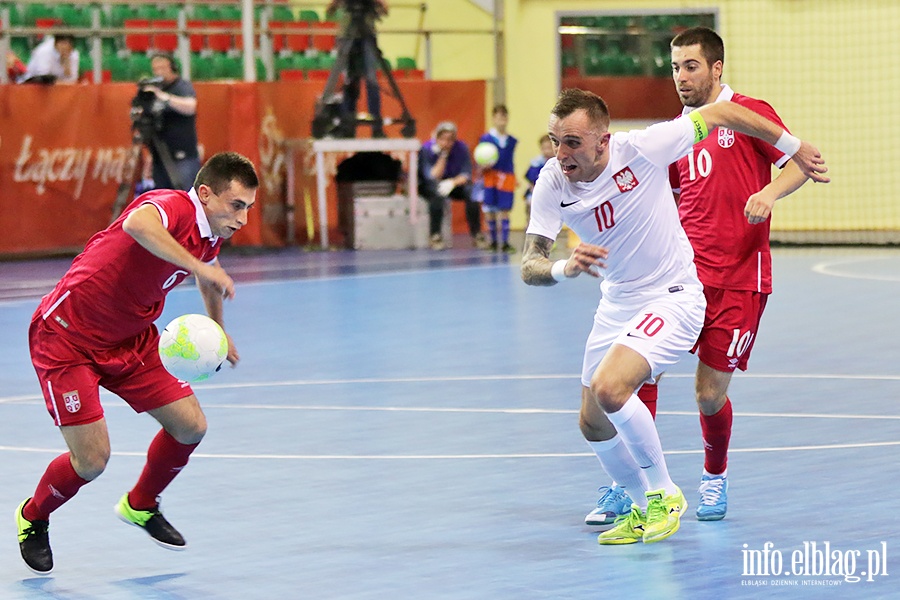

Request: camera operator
left=137, top=53, right=200, bottom=191
left=327, top=0, right=388, bottom=138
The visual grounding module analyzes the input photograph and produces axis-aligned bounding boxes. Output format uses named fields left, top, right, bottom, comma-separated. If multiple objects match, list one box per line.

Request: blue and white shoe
left=585, top=484, right=633, bottom=530
left=696, top=473, right=728, bottom=521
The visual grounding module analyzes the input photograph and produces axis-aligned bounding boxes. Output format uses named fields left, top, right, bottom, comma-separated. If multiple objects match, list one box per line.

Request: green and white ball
left=158, top=314, right=228, bottom=383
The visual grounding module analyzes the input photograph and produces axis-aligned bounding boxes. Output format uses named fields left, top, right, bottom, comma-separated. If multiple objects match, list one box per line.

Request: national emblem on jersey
left=718, top=128, right=735, bottom=148
left=62, top=390, right=81, bottom=413
left=613, top=167, right=639, bottom=192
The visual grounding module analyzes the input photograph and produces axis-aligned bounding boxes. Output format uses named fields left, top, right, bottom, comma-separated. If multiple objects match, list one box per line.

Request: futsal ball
left=158, top=314, right=228, bottom=383
left=474, top=142, right=499, bottom=168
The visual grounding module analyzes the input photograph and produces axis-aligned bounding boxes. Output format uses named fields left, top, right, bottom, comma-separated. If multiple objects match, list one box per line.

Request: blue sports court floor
left=0, top=242, right=897, bottom=599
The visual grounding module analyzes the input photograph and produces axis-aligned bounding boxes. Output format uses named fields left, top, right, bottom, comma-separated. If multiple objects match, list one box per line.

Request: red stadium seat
left=207, top=20, right=235, bottom=53
left=305, top=68, right=331, bottom=80
left=187, top=20, right=205, bottom=53
left=124, top=19, right=151, bottom=53
left=285, top=21, right=310, bottom=52
left=311, top=21, right=338, bottom=52
left=152, top=20, right=178, bottom=52
left=279, top=68, right=304, bottom=81
left=269, top=21, right=287, bottom=53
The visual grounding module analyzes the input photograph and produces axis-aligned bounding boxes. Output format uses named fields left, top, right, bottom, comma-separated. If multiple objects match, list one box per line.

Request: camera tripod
left=311, top=20, right=416, bottom=139
left=110, top=114, right=185, bottom=222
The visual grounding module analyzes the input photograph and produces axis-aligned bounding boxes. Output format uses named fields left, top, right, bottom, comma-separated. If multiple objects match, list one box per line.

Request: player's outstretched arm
left=197, top=260, right=240, bottom=366
left=521, top=233, right=557, bottom=286
left=696, top=102, right=830, bottom=183
left=744, top=160, right=809, bottom=224
left=521, top=233, right=608, bottom=286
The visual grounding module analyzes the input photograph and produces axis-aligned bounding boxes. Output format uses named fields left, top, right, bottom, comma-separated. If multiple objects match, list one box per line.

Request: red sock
left=128, top=430, right=199, bottom=510
left=637, top=383, right=658, bottom=420
left=699, top=397, right=733, bottom=474
left=24, top=453, right=89, bottom=522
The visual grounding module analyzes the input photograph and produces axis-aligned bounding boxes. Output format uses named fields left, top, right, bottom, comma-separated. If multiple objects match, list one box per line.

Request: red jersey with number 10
left=36, top=189, right=222, bottom=349
left=670, top=86, right=790, bottom=293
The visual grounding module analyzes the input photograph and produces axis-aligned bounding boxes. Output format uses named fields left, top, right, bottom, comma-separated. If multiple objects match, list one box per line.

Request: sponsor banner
left=0, top=80, right=485, bottom=255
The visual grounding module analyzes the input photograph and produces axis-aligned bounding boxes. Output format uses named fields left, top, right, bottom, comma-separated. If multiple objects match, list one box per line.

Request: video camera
left=131, top=76, right=166, bottom=133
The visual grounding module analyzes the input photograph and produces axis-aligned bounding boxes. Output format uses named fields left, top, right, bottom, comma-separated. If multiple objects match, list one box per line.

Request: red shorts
left=29, top=314, right=194, bottom=427
left=691, top=286, right=769, bottom=372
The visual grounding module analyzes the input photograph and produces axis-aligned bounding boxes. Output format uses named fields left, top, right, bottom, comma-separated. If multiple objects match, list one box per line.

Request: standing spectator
left=15, top=153, right=258, bottom=575
left=20, top=34, right=79, bottom=84
left=418, top=121, right=484, bottom=250
left=522, top=134, right=554, bottom=225
left=138, top=53, right=201, bottom=191
left=669, top=27, right=815, bottom=521
left=479, top=105, right=518, bottom=253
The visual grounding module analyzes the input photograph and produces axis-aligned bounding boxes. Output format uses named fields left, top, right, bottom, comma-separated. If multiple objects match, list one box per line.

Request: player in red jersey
left=669, top=27, right=825, bottom=520
left=15, top=152, right=258, bottom=574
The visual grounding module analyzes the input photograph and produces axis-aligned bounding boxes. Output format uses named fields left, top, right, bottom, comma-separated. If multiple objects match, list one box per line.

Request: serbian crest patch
left=62, top=390, right=81, bottom=413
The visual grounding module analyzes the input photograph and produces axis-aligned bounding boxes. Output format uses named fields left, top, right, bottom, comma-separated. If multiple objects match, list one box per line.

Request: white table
left=309, top=138, right=421, bottom=249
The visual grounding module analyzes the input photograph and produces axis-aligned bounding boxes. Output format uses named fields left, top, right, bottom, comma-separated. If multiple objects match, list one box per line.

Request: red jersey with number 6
left=36, top=189, right=222, bottom=349
left=670, top=86, right=790, bottom=293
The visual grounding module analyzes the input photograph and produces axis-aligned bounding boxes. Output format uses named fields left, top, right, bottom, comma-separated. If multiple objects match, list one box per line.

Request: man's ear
left=196, top=184, right=211, bottom=204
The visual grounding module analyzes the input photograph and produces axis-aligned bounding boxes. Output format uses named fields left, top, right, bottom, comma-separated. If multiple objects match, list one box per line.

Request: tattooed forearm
left=521, top=233, right=559, bottom=286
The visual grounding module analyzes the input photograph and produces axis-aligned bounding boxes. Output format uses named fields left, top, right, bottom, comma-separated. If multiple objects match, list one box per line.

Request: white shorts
left=580, top=284, right=706, bottom=388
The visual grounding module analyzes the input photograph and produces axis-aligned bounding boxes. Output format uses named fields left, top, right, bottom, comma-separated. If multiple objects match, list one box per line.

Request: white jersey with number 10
left=527, top=117, right=701, bottom=301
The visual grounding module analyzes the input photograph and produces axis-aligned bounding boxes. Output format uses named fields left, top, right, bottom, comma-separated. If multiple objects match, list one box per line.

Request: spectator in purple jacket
left=418, top=121, right=485, bottom=250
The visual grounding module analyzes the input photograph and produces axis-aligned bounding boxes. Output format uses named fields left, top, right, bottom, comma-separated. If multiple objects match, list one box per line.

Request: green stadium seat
left=211, top=53, right=242, bottom=79
left=57, top=4, right=88, bottom=27
left=103, top=54, right=130, bottom=82
left=272, top=5, right=294, bottom=21
left=193, top=4, right=220, bottom=21
left=396, top=57, right=417, bottom=70
left=219, top=6, right=241, bottom=21
left=22, top=3, right=55, bottom=26
left=190, top=53, right=213, bottom=81
left=129, top=52, right=152, bottom=80
left=107, top=5, right=129, bottom=27
left=1, top=3, right=23, bottom=27
left=134, top=5, right=163, bottom=21
left=299, top=10, right=319, bottom=22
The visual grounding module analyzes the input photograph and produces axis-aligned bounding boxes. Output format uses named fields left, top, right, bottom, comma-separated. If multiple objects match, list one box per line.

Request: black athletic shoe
left=16, top=498, right=53, bottom=574
left=115, top=494, right=187, bottom=550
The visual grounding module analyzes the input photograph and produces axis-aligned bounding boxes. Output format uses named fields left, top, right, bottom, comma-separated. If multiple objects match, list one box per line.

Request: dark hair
left=53, top=34, right=76, bottom=45
left=150, top=51, right=179, bottom=72
left=551, top=89, right=610, bottom=130
left=670, top=26, right=724, bottom=67
left=492, top=104, right=508, bottom=116
left=194, top=152, right=259, bottom=193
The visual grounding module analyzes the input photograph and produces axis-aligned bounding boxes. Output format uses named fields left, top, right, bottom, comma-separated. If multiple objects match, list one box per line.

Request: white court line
left=812, top=256, right=900, bottom=282
left=1, top=440, right=898, bottom=460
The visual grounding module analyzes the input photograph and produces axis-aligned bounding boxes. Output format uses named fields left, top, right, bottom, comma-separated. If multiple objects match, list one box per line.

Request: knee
left=70, top=447, right=110, bottom=481
left=696, top=391, right=726, bottom=416
left=168, top=414, right=207, bottom=445
left=590, top=376, right=629, bottom=413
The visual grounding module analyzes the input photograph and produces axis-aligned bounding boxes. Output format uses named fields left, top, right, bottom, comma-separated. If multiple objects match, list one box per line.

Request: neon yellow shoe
left=597, top=504, right=646, bottom=545
left=15, top=498, right=53, bottom=574
left=115, top=493, right=186, bottom=550
left=642, top=487, right=687, bottom=543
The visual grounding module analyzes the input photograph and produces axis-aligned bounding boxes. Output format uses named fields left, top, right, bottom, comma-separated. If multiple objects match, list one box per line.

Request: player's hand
left=196, top=262, right=235, bottom=299
left=437, top=178, right=455, bottom=197
left=566, top=242, right=609, bottom=278
left=225, top=333, right=240, bottom=367
left=744, top=190, right=776, bottom=224
left=791, top=140, right=830, bottom=183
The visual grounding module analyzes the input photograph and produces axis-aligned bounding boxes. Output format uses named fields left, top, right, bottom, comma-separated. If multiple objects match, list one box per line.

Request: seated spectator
left=418, top=121, right=485, bottom=250
left=20, top=34, right=79, bottom=84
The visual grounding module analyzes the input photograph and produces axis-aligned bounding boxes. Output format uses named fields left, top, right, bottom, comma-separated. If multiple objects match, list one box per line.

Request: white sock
left=588, top=437, right=649, bottom=509
left=606, top=395, right=677, bottom=496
